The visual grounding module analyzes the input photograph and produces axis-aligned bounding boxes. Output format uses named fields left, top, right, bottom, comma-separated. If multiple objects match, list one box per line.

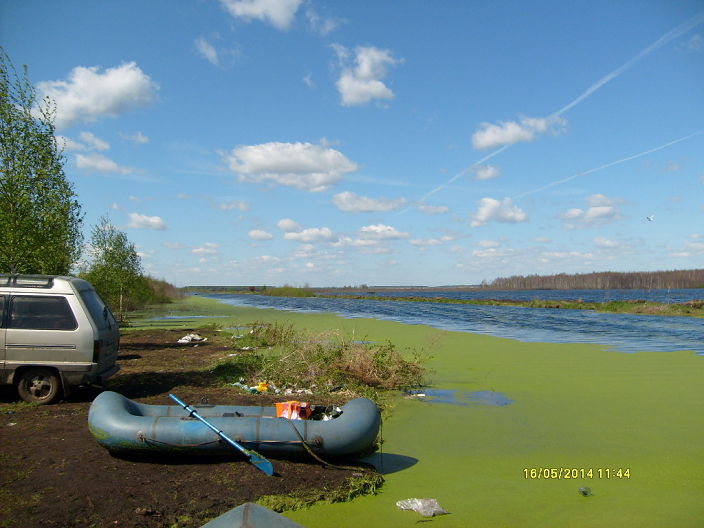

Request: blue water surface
left=206, top=291, right=704, bottom=355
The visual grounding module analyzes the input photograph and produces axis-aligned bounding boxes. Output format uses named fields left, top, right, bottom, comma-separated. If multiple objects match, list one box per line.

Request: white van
left=0, top=274, right=120, bottom=404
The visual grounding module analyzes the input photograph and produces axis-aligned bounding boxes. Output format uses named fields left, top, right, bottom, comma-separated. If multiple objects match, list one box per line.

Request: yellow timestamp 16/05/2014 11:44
left=523, top=468, right=631, bottom=480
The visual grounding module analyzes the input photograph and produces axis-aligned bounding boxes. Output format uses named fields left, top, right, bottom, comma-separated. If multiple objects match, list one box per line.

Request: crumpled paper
left=396, top=498, right=448, bottom=517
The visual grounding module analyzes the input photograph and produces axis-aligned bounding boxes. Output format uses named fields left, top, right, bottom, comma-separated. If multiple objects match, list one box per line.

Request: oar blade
left=247, top=450, right=275, bottom=476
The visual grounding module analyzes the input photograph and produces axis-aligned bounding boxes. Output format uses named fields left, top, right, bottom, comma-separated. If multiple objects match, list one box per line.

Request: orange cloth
left=275, top=401, right=311, bottom=420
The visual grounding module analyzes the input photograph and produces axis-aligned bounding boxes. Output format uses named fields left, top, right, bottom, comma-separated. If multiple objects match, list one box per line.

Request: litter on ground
left=396, top=498, right=449, bottom=517
left=177, top=333, right=208, bottom=344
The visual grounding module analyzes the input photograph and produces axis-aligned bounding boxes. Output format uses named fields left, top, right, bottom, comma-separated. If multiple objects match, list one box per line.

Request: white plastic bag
left=396, top=498, right=448, bottom=517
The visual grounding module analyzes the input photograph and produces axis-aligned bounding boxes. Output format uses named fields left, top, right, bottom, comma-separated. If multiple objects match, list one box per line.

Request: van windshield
left=79, top=288, right=117, bottom=330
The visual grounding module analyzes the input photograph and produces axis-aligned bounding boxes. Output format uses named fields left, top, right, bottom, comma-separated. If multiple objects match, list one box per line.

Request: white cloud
left=418, top=203, right=449, bottom=215
left=195, top=37, right=219, bottom=66
left=333, top=45, right=402, bottom=106
left=224, top=141, right=357, bottom=192
left=163, top=241, right=185, bottom=249
left=303, top=73, right=315, bottom=89
left=120, top=131, right=150, bottom=144
left=76, top=153, right=133, bottom=174
left=306, top=7, right=339, bottom=35
left=284, top=227, right=335, bottom=243
left=540, top=250, right=594, bottom=260
left=56, top=135, right=87, bottom=151
left=79, top=131, right=110, bottom=151
left=219, top=0, right=303, bottom=30
left=472, top=116, right=566, bottom=150
left=192, top=242, right=220, bottom=255
left=478, top=239, right=501, bottom=248
left=594, top=237, right=619, bottom=248
left=359, top=224, right=409, bottom=240
left=57, top=132, right=110, bottom=152
left=472, top=247, right=515, bottom=258
left=332, top=236, right=380, bottom=248
left=37, top=62, right=158, bottom=129
left=215, top=200, right=250, bottom=211
left=332, top=191, right=406, bottom=212
left=277, top=218, right=302, bottom=232
left=561, top=194, right=622, bottom=229
left=470, top=197, right=528, bottom=227
left=474, top=164, right=500, bottom=180
left=685, top=34, right=704, bottom=53
left=672, top=238, right=704, bottom=257
left=291, top=244, right=316, bottom=258
left=411, top=235, right=453, bottom=247
left=126, top=212, right=167, bottom=230
left=253, top=255, right=280, bottom=265
left=249, top=229, right=274, bottom=241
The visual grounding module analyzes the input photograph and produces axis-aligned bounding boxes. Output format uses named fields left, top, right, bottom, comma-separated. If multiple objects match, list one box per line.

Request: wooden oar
left=169, top=393, right=274, bottom=476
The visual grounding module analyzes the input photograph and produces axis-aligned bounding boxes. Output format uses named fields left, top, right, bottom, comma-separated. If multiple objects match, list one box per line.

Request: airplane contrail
left=512, top=130, right=703, bottom=200
left=552, top=11, right=704, bottom=117
left=416, top=11, right=704, bottom=205
left=419, top=145, right=508, bottom=202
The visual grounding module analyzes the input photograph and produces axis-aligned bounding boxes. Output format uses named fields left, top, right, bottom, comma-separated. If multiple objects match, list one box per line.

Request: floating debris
left=396, top=498, right=449, bottom=517
left=406, top=388, right=512, bottom=406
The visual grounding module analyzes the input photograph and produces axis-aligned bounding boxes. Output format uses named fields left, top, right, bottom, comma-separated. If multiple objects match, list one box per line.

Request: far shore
left=183, top=288, right=704, bottom=318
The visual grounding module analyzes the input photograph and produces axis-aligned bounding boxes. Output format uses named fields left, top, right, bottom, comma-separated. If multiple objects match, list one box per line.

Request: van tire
left=16, top=368, right=62, bottom=405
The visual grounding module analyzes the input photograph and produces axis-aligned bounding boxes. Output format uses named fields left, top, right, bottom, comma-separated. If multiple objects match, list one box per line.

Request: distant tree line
left=484, top=269, right=704, bottom=290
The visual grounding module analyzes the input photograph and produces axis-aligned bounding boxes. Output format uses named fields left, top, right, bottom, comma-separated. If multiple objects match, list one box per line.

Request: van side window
left=78, top=289, right=115, bottom=330
left=0, top=295, right=5, bottom=327
left=9, top=296, right=78, bottom=331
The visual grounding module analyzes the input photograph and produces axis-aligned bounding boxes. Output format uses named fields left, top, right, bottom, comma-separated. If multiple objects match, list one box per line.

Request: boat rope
left=281, top=417, right=374, bottom=473
left=141, top=438, right=222, bottom=449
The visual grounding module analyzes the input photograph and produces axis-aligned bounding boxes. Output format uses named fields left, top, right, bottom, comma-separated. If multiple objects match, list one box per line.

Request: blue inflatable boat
left=88, top=391, right=381, bottom=457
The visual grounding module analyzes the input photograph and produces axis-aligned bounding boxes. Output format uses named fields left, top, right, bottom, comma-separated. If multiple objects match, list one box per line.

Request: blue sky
left=2, top=1, right=703, bottom=287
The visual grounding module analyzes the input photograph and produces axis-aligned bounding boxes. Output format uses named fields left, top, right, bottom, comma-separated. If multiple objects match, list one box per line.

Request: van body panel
left=0, top=275, right=120, bottom=402
left=0, top=295, right=6, bottom=380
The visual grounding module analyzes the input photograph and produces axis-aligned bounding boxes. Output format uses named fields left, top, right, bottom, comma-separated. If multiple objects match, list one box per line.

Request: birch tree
left=0, top=49, right=83, bottom=274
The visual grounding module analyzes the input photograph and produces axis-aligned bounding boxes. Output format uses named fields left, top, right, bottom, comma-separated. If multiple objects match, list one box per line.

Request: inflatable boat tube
left=88, top=391, right=381, bottom=457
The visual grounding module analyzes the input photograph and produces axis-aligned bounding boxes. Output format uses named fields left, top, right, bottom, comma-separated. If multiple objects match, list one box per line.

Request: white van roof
left=0, top=274, right=92, bottom=294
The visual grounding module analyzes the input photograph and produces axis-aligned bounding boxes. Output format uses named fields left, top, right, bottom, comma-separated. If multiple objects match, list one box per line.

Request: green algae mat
left=133, top=297, right=704, bottom=527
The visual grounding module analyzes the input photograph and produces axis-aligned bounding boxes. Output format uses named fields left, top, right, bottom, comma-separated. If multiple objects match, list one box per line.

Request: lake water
left=206, top=289, right=704, bottom=355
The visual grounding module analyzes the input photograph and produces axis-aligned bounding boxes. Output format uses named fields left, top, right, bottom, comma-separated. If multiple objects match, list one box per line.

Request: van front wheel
left=16, top=368, right=62, bottom=405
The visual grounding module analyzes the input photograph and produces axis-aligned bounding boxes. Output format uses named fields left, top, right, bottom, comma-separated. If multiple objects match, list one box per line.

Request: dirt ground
left=0, top=328, right=378, bottom=528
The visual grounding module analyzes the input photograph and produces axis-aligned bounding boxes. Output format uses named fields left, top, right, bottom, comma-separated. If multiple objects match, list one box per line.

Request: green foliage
left=80, top=216, right=181, bottom=321
left=80, top=216, right=143, bottom=321
left=211, top=322, right=426, bottom=400
left=0, top=49, right=83, bottom=274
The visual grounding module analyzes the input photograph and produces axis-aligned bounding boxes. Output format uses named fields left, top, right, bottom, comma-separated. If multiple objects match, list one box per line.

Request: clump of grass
left=257, top=473, right=384, bottom=512
left=211, top=322, right=426, bottom=400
